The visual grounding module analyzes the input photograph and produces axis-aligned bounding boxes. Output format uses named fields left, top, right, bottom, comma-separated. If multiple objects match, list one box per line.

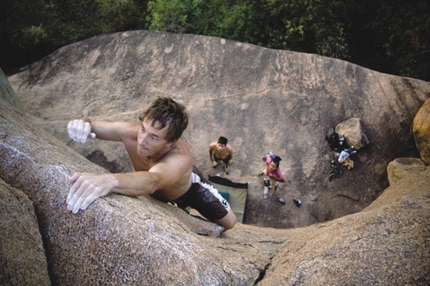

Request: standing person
left=259, top=152, right=286, bottom=200
left=209, top=136, right=233, bottom=175
left=66, top=97, right=236, bottom=230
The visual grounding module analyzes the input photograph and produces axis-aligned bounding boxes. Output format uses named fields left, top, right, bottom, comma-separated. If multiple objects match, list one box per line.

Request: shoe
left=212, top=161, right=218, bottom=168
left=278, top=197, right=286, bottom=205
left=293, top=199, right=302, bottom=207
left=264, top=194, right=268, bottom=199
left=335, top=167, right=344, bottom=178
left=348, top=146, right=357, bottom=155
left=225, top=165, right=230, bottom=174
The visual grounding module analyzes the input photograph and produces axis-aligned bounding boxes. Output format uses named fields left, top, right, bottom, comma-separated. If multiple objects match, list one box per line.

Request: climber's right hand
left=67, top=119, right=96, bottom=143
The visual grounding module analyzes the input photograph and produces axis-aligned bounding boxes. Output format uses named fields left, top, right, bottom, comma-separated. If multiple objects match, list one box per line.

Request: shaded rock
left=0, top=69, right=50, bottom=284
left=387, top=157, right=427, bottom=185
left=0, top=68, right=23, bottom=115
left=0, top=96, right=274, bottom=285
left=335, top=117, right=370, bottom=150
left=0, top=179, right=51, bottom=285
left=8, top=31, right=430, bottom=229
left=2, top=34, right=430, bottom=285
left=264, top=167, right=430, bottom=285
left=413, top=98, right=430, bottom=164
left=5, top=31, right=430, bottom=228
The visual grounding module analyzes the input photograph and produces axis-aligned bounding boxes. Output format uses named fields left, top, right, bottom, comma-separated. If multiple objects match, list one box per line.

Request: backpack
left=326, top=132, right=347, bottom=152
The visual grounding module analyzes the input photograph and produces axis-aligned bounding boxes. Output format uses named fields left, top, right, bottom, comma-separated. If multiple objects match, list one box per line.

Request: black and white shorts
left=173, top=172, right=230, bottom=221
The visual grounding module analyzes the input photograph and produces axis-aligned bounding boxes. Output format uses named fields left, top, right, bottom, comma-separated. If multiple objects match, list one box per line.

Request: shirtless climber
left=66, top=97, right=236, bottom=230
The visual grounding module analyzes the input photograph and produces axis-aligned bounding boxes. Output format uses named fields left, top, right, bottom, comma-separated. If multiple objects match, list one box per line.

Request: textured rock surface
left=0, top=76, right=271, bottom=284
left=0, top=68, right=23, bottom=115
left=0, top=179, right=51, bottom=285
left=335, top=117, right=370, bottom=150
left=387, top=157, right=427, bottom=185
left=0, top=85, right=275, bottom=285
left=1, top=95, right=429, bottom=284
left=413, top=99, right=430, bottom=164
left=8, top=31, right=430, bottom=229
left=263, top=168, right=430, bottom=285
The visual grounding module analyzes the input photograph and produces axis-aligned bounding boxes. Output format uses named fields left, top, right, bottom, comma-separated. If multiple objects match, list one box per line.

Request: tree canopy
left=1, top=0, right=429, bottom=81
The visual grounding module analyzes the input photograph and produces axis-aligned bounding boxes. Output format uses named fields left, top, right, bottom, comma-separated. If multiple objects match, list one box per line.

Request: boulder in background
left=413, top=98, right=430, bottom=165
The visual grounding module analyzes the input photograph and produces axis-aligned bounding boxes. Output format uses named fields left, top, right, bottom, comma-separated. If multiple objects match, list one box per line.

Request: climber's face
left=217, top=143, right=226, bottom=151
left=269, top=161, right=278, bottom=172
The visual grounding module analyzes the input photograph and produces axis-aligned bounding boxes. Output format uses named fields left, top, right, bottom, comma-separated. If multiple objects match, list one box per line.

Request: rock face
left=1, top=67, right=50, bottom=285
left=8, top=31, right=430, bottom=229
left=0, top=69, right=23, bottom=116
left=264, top=169, right=430, bottom=285
left=335, top=117, right=370, bottom=150
left=2, top=31, right=430, bottom=285
left=0, top=179, right=51, bottom=285
left=1, top=76, right=274, bottom=285
left=387, top=157, right=427, bottom=185
left=1, top=81, right=430, bottom=284
left=413, top=98, right=430, bottom=164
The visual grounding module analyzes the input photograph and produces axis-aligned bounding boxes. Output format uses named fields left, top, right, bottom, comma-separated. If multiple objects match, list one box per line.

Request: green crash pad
left=208, top=175, right=248, bottom=223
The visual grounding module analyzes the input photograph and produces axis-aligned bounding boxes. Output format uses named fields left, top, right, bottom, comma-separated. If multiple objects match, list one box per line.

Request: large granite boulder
left=413, top=98, right=430, bottom=164
left=2, top=29, right=430, bottom=284
left=8, top=31, right=430, bottom=229
left=263, top=167, right=430, bottom=285
left=0, top=69, right=23, bottom=116
left=0, top=179, right=51, bottom=285
left=387, top=157, right=427, bottom=185
left=1, top=68, right=50, bottom=284
left=0, top=75, right=274, bottom=285
left=335, top=117, right=370, bottom=150
left=1, top=81, right=429, bottom=284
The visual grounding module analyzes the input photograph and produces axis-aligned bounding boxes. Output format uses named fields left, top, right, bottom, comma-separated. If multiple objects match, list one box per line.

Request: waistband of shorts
left=173, top=172, right=200, bottom=204
left=191, top=172, right=201, bottom=184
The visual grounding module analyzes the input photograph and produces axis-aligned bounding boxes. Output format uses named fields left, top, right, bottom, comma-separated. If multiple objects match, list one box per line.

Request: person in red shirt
left=259, top=152, right=286, bottom=199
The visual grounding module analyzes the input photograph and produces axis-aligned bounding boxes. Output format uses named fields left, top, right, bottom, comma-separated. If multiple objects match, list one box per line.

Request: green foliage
left=190, top=1, right=259, bottom=41
left=1, top=0, right=429, bottom=81
left=146, top=0, right=263, bottom=44
left=146, top=0, right=190, bottom=32
left=366, top=0, right=430, bottom=80
left=1, top=0, right=47, bottom=46
left=257, top=0, right=352, bottom=59
left=19, top=25, right=48, bottom=47
left=0, top=0, right=150, bottom=72
left=145, top=0, right=429, bottom=80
